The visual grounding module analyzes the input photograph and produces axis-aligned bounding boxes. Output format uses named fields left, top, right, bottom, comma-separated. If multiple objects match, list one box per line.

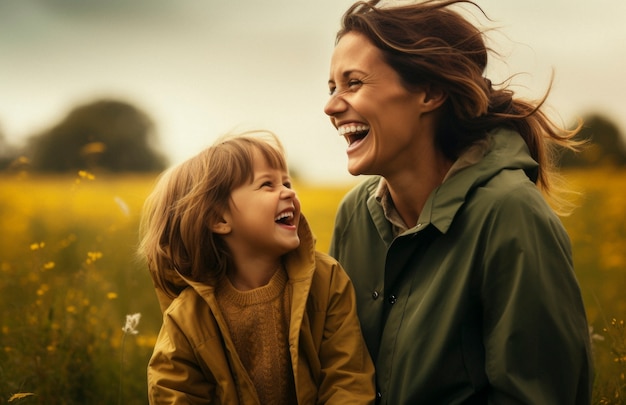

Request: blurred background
left=1, top=0, right=625, bottom=403
left=1, top=0, right=625, bottom=181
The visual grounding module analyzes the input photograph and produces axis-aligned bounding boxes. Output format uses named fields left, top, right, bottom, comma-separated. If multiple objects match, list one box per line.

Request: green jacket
left=329, top=129, right=592, bottom=404
left=148, top=216, right=375, bottom=404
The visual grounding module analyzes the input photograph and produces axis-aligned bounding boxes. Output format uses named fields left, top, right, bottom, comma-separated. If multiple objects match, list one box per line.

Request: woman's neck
left=386, top=153, right=453, bottom=228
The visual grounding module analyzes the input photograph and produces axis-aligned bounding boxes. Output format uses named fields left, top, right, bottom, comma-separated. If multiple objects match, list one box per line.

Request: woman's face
left=324, top=31, right=434, bottom=178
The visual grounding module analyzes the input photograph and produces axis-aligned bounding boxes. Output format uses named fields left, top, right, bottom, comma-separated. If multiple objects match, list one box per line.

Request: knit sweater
left=215, top=267, right=297, bottom=405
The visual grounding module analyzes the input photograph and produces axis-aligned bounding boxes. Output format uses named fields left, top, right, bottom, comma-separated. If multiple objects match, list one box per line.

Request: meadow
left=0, top=169, right=624, bottom=404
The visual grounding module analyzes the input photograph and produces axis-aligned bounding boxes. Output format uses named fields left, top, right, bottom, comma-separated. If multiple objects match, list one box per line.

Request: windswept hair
left=137, top=131, right=289, bottom=299
left=337, top=0, right=582, bottom=214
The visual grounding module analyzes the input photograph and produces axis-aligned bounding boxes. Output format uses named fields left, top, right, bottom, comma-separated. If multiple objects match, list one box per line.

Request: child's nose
left=281, top=186, right=297, bottom=199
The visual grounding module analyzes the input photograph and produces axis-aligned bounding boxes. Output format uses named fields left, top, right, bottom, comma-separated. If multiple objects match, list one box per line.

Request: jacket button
left=388, top=295, right=397, bottom=304
left=376, top=391, right=382, bottom=399
left=372, top=290, right=380, bottom=300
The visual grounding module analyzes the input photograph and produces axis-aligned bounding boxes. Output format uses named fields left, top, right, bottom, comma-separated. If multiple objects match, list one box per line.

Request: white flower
left=588, top=325, right=604, bottom=342
left=122, top=313, right=141, bottom=335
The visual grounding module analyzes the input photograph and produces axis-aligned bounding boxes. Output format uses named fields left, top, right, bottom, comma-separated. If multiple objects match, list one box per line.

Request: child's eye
left=283, top=182, right=292, bottom=189
left=261, top=181, right=273, bottom=188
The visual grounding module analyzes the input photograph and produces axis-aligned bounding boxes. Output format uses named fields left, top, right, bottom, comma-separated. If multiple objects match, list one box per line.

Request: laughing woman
left=324, top=1, right=593, bottom=404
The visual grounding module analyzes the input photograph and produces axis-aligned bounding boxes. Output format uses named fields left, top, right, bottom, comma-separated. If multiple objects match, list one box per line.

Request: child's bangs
left=218, top=133, right=288, bottom=187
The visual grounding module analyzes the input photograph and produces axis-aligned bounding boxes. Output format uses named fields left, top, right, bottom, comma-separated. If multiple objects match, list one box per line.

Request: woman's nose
left=324, top=93, right=347, bottom=117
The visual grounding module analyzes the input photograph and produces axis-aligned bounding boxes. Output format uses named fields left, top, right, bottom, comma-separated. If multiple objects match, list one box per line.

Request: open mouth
left=339, top=124, right=370, bottom=145
left=275, top=211, right=295, bottom=226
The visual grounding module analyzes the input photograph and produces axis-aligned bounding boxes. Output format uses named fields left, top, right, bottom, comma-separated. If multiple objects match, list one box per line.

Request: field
left=0, top=169, right=624, bottom=404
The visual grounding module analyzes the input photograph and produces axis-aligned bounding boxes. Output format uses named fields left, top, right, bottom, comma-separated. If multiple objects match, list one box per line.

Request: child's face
left=221, top=149, right=301, bottom=261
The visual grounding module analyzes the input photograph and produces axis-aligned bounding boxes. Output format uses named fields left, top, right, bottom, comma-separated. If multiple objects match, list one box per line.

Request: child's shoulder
left=311, top=250, right=352, bottom=284
left=164, top=286, right=206, bottom=316
left=300, top=251, right=355, bottom=310
left=313, top=250, right=341, bottom=270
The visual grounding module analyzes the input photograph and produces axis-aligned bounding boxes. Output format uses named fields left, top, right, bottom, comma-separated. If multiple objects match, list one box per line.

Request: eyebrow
left=253, top=171, right=289, bottom=182
left=328, top=69, right=367, bottom=86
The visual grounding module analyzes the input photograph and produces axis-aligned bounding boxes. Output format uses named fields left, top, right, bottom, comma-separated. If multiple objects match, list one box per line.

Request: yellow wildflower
left=30, top=242, right=45, bottom=250
left=42, top=261, right=55, bottom=270
left=86, top=251, right=103, bottom=264
left=78, top=170, right=95, bottom=180
left=36, top=284, right=50, bottom=296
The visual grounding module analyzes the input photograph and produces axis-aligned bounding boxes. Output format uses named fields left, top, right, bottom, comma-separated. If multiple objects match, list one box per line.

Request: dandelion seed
left=119, top=312, right=141, bottom=404
left=114, top=196, right=130, bottom=216
left=122, top=313, right=141, bottom=335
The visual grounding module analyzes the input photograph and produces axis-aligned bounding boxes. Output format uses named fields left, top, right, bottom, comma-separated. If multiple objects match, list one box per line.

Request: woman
left=323, top=0, right=593, bottom=404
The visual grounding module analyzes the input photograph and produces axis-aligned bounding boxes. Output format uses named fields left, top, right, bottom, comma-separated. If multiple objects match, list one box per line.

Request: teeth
left=338, top=125, right=370, bottom=136
left=275, top=212, right=294, bottom=222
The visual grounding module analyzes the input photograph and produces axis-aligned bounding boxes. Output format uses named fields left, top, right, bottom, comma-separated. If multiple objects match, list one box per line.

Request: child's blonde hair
left=138, top=130, right=288, bottom=299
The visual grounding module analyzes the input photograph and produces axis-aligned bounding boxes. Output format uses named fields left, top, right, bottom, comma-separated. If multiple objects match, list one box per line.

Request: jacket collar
left=155, top=214, right=318, bottom=311
left=370, top=129, right=539, bottom=237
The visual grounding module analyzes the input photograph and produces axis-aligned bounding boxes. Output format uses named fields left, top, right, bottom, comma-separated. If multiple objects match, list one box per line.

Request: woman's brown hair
left=337, top=0, right=581, bottom=213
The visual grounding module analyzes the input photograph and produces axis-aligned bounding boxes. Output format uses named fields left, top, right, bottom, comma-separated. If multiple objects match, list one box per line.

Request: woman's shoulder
left=466, top=168, right=564, bottom=232
left=477, top=169, right=550, bottom=210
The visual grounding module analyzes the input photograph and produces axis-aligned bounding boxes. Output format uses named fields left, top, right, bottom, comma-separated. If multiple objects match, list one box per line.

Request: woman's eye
left=329, top=80, right=362, bottom=96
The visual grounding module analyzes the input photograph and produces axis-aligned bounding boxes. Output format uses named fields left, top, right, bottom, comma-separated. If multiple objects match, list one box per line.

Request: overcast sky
left=1, top=0, right=624, bottom=184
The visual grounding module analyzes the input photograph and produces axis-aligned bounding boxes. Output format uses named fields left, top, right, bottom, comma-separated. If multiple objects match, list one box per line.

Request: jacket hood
left=152, top=214, right=318, bottom=313
left=418, top=129, right=539, bottom=234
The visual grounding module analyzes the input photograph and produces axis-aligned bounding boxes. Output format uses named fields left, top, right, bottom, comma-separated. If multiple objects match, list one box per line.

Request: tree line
left=1, top=98, right=625, bottom=173
left=0, top=99, right=168, bottom=173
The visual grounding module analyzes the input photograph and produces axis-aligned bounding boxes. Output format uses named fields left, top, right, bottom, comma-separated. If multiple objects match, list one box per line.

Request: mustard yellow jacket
left=147, top=217, right=375, bottom=404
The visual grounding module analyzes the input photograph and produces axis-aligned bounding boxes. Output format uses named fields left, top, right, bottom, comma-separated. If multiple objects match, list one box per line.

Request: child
left=138, top=131, right=375, bottom=404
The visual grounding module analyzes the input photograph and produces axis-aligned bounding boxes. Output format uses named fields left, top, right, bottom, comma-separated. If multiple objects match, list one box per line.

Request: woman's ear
left=421, top=85, right=447, bottom=112
left=210, top=216, right=231, bottom=235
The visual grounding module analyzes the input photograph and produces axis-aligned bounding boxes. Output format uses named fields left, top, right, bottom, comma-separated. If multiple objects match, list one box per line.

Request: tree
left=559, top=114, right=626, bottom=168
left=27, top=99, right=168, bottom=172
